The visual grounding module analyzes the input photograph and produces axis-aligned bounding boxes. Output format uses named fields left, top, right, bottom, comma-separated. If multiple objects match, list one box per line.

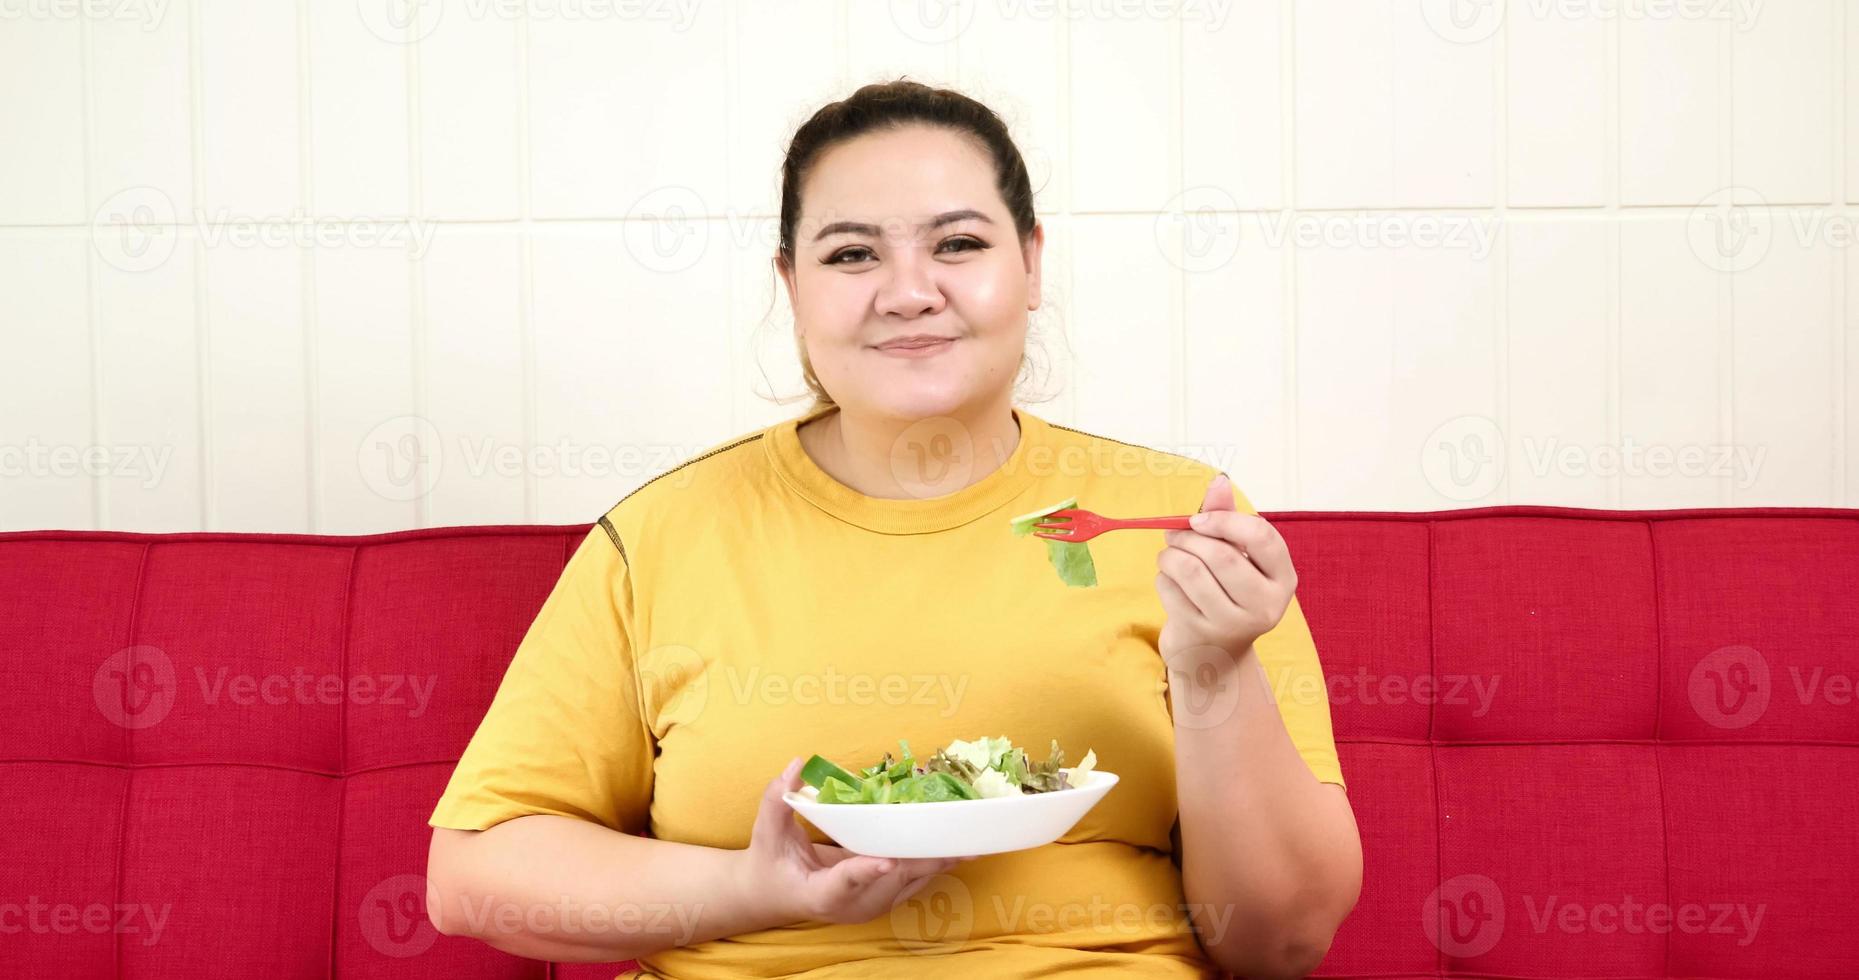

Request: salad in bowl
left=781, top=736, right=1117, bottom=857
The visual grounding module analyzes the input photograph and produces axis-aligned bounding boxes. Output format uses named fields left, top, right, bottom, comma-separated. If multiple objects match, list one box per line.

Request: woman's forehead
left=800, top=127, right=1001, bottom=219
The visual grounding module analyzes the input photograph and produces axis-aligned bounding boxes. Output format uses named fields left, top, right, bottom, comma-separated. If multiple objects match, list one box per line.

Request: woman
left=425, top=79, right=1361, bottom=979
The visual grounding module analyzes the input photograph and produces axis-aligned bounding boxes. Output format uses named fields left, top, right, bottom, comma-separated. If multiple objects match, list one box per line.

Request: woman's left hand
left=1154, top=473, right=1299, bottom=669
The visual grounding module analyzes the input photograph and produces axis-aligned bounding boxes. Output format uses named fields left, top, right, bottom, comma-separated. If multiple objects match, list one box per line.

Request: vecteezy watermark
left=1154, top=187, right=1501, bottom=273
left=355, top=0, right=702, bottom=44
left=1688, top=644, right=1858, bottom=730
left=879, top=415, right=1244, bottom=501
left=1163, top=646, right=1243, bottom=730
left=633, top=645, right=972, bottom=725
left=355, top=414, right=709, bottom=503
left=1516, top=895, right=1764, bottom=947
left=89, top=186, right=440, bottom=274
left=1687, top=644, right=1770, bottom=729
left=887, top=0, right=1234, bottom=45
left=92, top=646, right=438, bottom=729
left=1421, top=415, right=1767, bottom=503
left=0, top=439, right=174, bottom=489
left=1688, top=186, right=1771, bottom=274
left=1423, top=874, right=1765, bottom=956
left=891, top=873, right=974, bottom=954
left=0, top=897, right=171, bottom=946
left=623, top=185, right=710, bottom=274
left=994, top=894, right=1230, bottom=942
left=1686, top=185, right=1859, bottom=274
left=723, top=665, right=970, bottom=720
left=360, top=875, right=439, bottom=957
left=1425, top=874, right=1506, bottom=957
left=1422, top=0, right=1763, bottom=45
left=370, top=873, right=707, bottom=955
left=0, top=0, right=172, bottom=29
left=1273, top=666, right=1502, bottom=718
left=1423, top=416, right=1506, bottom=502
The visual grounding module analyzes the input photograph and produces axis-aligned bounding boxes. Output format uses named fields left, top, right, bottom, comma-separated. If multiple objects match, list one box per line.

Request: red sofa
left=3, top=505, right=1854, bottom=978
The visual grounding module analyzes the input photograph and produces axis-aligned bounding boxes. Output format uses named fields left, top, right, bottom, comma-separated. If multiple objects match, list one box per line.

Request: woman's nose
left=873, top=254, right=945, bottom=318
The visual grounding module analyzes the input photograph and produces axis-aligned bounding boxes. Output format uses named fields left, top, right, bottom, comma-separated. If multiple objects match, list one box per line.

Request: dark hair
left=771, top=78, right=1044, bottom=414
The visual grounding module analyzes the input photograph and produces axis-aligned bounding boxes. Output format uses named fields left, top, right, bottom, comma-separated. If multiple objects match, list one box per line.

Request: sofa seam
left=1427, top=519, right=1443, bottom=979
left=1647, top=519, right=1672, bottom=979
left=112, top=541, right=150, bottom=980
left=327, top=544, right=359, bottom=980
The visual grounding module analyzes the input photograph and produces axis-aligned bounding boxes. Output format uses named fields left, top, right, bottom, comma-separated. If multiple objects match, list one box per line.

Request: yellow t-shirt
left=429, top=403, right=1344, bottom=979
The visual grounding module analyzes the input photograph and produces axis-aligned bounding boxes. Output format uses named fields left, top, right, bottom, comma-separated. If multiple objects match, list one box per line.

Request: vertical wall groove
left=1836, top=0, right=1849, bottom=507
left=1282, top=0, right=1298, bottom=506
left=1719, top=12, right=1735, bottom=506
left=405, top=4, right=427, bottom=530
left=1495, top=4, right=1511, bottom=505
left=298, top=0, right=321, bottom=533
left=189, top=0, right=213, bottom=531
left=78, top=0, right=101, bottom=531
left=1606, top=10, right=1623, bottom=510
left=517, top=7, right=539, bottom=525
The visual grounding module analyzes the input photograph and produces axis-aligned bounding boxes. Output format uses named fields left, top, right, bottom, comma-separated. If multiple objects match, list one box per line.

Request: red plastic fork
left=1032, top=508, right=1194, bottom=543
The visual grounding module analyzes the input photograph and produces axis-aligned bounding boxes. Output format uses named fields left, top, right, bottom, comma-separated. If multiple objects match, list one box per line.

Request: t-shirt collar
left=765, top=404, right=1047, bottom=535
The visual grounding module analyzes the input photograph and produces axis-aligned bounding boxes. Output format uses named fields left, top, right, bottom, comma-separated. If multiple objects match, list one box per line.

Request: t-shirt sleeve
left=428, top=523, right=656, bottom=833
left=1213, top=474, right=1347, bottom=790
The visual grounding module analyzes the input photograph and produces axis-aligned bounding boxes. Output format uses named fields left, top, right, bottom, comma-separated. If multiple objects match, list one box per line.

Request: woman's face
left=778, top=124, right=1043, bottom=421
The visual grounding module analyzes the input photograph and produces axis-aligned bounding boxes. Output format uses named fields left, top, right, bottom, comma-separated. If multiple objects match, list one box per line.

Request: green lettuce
left=1009, top=497, right=1098, bottom=588
left=800, top=737, right=1096, bottom=805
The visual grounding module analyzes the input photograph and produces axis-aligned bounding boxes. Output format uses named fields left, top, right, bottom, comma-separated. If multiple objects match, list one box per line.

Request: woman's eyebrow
left=810, top=209, right=993, bottom=243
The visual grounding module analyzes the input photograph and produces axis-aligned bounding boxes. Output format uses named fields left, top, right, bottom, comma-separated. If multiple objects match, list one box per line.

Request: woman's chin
left=864, top=386, right=976, bottom=422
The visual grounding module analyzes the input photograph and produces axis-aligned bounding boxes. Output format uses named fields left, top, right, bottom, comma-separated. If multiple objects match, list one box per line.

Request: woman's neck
left=797, top=400, right=1022, bottom=500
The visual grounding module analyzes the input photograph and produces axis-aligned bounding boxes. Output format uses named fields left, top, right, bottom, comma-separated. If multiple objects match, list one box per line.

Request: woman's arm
left=1154, top=473, right=1363, bottom=978
left=426, top=816, right=788, bottom=963
left=425, top=760, right=965, bottom=964
left=1170, top=645, right=1362, bottom=979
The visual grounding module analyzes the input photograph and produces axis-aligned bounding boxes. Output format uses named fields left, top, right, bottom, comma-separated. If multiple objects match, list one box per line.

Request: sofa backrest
left=2, top=506, right=1854, bottom=978
left=1277, top=505, right=1859, bottom=977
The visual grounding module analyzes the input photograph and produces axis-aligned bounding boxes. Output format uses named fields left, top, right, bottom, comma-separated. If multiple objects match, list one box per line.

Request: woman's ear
left=1023, top=222, right=1045, bottom=312
left=774, top=254, right=798, bottom=321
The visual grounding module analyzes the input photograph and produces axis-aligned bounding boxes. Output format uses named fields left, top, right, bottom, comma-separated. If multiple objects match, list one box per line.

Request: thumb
left=753, top=758, right=804, bottom=842
left=1199, top=472, right=1236, bottom=514
left=830, top=855, right=896, bottom=891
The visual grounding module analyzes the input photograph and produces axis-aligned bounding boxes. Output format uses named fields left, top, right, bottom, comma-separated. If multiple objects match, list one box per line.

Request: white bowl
left=781, top=769, right=1119, bottom=858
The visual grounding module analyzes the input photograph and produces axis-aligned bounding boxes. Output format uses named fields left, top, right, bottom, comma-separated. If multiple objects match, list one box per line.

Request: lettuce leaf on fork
left=1009, top=496, right=1098, bottom=588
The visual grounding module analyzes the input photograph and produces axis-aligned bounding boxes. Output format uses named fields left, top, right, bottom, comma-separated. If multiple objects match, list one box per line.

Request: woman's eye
left=826, top=238, right=985, bottom=265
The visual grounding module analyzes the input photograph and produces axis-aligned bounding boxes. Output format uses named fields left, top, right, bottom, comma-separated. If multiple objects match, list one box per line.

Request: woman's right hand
left=742, top=757, right=974, bottom=926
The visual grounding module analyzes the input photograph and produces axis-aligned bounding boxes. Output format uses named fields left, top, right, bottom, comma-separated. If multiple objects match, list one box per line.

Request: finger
left=1158, top=543, right=1240, bottom=621
left=1155, top=565, right=1206, bottom=623
left=1182, top=511, right=1293, bottom=583
left=1163, top=529, right=1267, bottom=608
left=892, top=857, right=958, bottom=878
left=892, top=875, right=938, bottom=905
left=1198, top=472, right=1238, bottom=515
left=827, top=855, right=897, bottom=894
left=810, top=843, right=853, bottom=866
left=1160, top=546, right=1234, bottom=617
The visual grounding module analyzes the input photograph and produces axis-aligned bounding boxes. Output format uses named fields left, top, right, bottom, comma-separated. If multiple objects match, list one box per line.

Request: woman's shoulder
left=596, top=422, right=778, bottom=547
left=1030, top=413, right=1229, bottom=514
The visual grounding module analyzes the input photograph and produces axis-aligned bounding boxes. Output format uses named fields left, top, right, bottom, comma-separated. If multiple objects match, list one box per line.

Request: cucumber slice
left=799, top=754, right=861, bottom=790
left=1009, top=496, right=1077, bottom=527
left=1010, top=496, right=1080, bottom=539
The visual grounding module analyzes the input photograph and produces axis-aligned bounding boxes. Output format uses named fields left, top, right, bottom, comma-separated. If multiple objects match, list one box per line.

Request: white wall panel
left=2, top=0, right=1852, bottom=530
